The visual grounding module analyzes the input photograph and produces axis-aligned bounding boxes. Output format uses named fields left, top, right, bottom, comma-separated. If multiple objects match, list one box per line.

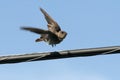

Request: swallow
left=21, top=8, right=67, bottom=47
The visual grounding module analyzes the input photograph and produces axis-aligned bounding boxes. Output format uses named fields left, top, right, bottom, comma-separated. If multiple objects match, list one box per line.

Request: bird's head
left=57, top=31, right=67, bottom=41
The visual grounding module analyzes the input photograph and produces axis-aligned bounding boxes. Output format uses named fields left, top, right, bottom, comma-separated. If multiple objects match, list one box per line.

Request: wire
left=24, top=53, right=48, bottom=62
left=0, top=46, right=120, bottom=64
left=24, top=47, right=120, bottom=63
left=101, top=47, right=120, bottom=55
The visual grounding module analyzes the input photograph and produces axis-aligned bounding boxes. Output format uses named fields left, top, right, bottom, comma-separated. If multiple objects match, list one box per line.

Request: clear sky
left=0, top=0, right=120, bottom=80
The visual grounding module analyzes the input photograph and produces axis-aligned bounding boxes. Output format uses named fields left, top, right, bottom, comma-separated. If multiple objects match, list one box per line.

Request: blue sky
left=0, top=0, right=120, bottom=80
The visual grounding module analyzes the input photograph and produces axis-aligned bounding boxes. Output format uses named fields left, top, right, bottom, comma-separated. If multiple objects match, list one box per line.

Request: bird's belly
left=46, top=34, right=60, bottom=45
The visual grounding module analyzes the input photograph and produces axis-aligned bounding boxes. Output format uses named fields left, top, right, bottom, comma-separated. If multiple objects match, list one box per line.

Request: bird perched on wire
left=21, top=8, right=67, bottom=47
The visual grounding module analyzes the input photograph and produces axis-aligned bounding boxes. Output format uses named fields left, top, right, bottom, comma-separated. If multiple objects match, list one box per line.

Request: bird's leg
left=51, top=44, right=56, bottom=47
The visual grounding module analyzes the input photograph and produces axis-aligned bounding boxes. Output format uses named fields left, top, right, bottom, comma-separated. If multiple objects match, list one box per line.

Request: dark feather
left=21, top=27, right=50, bottom=34
left=40, top=8, right=61, bottom=32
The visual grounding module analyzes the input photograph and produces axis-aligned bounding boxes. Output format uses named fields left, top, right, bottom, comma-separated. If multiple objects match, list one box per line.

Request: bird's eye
left=61, top=31, right=64, bottom=34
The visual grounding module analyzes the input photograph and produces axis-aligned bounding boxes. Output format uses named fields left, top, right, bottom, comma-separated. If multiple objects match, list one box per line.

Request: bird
left=21, top=8, right=67, bottom=47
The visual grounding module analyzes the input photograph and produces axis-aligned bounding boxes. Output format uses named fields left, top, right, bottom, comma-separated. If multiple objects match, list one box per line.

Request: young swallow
left=21, top=8, right=67, bottom=47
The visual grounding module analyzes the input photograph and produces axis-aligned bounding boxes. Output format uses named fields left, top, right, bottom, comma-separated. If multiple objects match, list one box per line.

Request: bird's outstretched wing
left=40, top=8, right=61, bottom=32
left=21, top=27, right=50, bottom=34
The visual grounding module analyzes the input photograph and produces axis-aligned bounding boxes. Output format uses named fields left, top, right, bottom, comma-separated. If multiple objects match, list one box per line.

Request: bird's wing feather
left=40, top=8, right=61, bottom=31
left=40, top=8, right=56, bottom=25
left=21, top=27, right=50, bottom=34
